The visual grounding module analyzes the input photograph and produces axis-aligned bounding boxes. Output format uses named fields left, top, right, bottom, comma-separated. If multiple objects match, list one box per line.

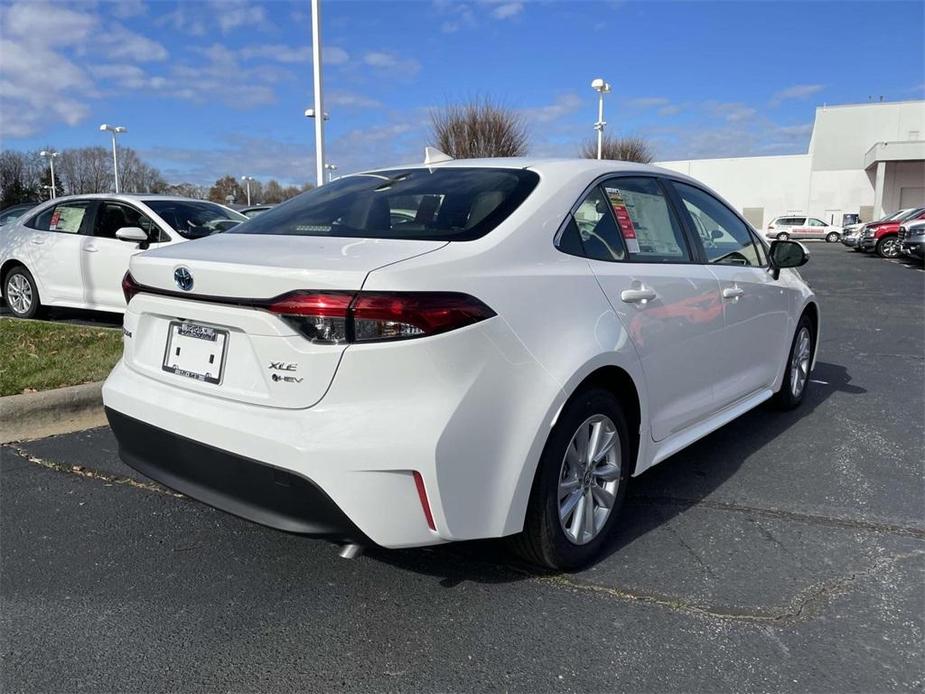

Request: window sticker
left=49, top=210, right=60, bottom=231
left=606, top=187, right=640, bottom=253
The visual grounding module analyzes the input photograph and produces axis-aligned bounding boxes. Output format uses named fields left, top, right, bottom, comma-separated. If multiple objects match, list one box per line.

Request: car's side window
left=807, top=218, right=827, bottom=227
left=673, top=182, right=764, bottom=267
left=569, top=186, right=626, bottom=262
left=94, top=202, right=164, bottom=241
left=601, top=177, right=690, bottom=263
left=28, top=201, right=92, bottom=234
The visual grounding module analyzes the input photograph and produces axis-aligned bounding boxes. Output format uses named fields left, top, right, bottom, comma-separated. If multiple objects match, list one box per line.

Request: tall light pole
left=241, top=176, right=255, bottom=206
left=310, top=0, right=326, bottom=187
left=39, top=150, right=59, bottom=198
left=99, top=124, right=127, bottom=193
left=324, top=163, right=337, bottom=183
left=591, top=78, right=611, bottom=160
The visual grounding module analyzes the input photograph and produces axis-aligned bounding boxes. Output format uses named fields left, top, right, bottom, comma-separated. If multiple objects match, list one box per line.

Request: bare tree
left=0, top=150, right=44, bottom=207
left=208, top=175, right=245, bottom=204
left=164, top=182, right=208, bottom=200
left=579, top=134, right=654, bottom=163
left=430, top=98, right=528, bottom=158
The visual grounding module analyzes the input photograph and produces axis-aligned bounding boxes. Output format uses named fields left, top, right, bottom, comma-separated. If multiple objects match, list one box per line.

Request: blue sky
left=2, top=0, right=923, bottom=185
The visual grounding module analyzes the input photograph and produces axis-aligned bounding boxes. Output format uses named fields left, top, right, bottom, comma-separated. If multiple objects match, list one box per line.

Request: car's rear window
left=229, top=167, right=540, bottom=241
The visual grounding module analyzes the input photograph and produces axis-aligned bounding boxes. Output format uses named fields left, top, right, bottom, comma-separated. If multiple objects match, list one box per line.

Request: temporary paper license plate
left=162, top=322, right=228, bottom=385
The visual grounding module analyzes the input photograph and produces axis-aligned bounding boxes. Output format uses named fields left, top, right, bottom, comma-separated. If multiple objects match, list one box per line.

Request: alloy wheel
left=790, top=327, right=811, bottom=398
left=826, top=232, right=839, bottom=243
left=777, top=232, right=790, bottom=241
left=557, top=414, right=621, bottom=545
left=6, top=274, right=32, bottom=315
left=880, top=238, right=900, bottom=258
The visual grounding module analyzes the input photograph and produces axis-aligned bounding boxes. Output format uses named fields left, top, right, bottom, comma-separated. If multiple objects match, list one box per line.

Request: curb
left=0, top=381, right=106, bottom=443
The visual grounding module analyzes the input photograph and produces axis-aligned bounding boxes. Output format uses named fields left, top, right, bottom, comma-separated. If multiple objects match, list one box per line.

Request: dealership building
left=656, top=99, right=925, bottom=229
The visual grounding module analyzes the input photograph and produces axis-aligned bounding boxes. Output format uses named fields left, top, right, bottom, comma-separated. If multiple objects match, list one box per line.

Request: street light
left=241, top=176, right=255, bottom=206
left=304, top=108, right=330, bottom=120
left=324, top=162, right=337, bottom=184
left=591, top=78, right=611, bottom=160
left=39, top=150, right=59, bottom=198
left=310, top=0, right=326, bottom=187
left=99, top=124, right=127, bottom=193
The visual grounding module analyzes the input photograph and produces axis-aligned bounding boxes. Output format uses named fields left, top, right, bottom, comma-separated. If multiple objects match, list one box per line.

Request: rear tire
left=776, top=232, right=790, bottom=241
left=825, top=232, right=839, bottom=243
left=771, top=314, right=814, bottom=410
left=3, top=265, right=41, bottom=319
left=511, top=388, right=631, bottom=570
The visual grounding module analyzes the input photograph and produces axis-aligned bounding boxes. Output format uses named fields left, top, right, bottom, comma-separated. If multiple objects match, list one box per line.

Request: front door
left=575, top=177, right=724, bottom=442
left=669, top=181, right=791, bottom=407
left=82, top=201, right=170, bottom=310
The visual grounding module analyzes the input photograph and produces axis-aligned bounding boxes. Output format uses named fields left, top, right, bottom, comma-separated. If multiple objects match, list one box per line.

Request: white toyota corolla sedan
left=0, top=194, right=246, bottom=318
left=102, top=158, right=818, bottom=569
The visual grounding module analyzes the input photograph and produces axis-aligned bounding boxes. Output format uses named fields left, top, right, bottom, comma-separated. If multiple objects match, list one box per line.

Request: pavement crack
left=529, top=550, right=925, bottom=625
left=629, top=494, right=925, bottom=539
left=6, top=444, right=183, bottom=498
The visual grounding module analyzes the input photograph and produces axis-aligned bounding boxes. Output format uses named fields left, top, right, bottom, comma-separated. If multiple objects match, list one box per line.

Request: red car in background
left=859, top=207, right=925, bottom=258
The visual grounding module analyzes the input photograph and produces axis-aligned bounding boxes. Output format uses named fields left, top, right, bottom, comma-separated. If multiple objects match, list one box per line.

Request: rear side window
left=602, top=177, right=690, bottom=262
left=28, top=201, right=91, bottom=234
left=230, top=168, right=539, bottom=242
left=673, top=182, right=764, bottom=267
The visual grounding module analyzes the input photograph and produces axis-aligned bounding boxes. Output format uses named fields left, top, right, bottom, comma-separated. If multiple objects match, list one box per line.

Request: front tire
left=3, top=266, right=41, bottom=319
left=512, top=388, right=631, bottom=570
left=771, top=314, right=814, bottom=410
left=876, top=235, right=900, bottom=258
left=825, top=232, right=839, bottom=243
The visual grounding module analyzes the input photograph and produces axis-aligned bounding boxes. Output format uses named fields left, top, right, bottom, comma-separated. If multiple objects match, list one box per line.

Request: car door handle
left=722, top=286, right=745, bottom=299
left=30, top=237, right=44, bottom=245
left=620, top=288, right=657, bottom=303
left=82, top=245, right=99, bottom=253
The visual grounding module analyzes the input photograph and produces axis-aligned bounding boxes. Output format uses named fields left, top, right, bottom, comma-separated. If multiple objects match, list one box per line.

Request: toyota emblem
left=174, top=267, right=194, bottom=291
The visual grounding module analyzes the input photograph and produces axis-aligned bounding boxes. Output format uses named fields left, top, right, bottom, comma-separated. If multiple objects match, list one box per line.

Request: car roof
left=32, top=193, right=222, bottom=205
left=359, top=157, right=696, bottom=181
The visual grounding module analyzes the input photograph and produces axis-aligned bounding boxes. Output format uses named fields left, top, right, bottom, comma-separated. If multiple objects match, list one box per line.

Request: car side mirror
left=115, top=226, right=150, bottom=249
left=769, top=240, right=809, bottom=279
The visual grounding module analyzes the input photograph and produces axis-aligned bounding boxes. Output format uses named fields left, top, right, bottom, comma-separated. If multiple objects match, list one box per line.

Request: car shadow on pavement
left=364, top=361, right=865, bottom=584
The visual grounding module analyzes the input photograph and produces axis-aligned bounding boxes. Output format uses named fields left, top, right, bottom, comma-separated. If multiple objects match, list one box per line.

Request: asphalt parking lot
left=2, top=243, right=923, bottom=693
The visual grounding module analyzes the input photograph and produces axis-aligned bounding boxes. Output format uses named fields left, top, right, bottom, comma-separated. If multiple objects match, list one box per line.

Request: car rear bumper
left=102, top=315, right=559, bottom=548
left=841, top=236, right=859, bottom=247
left=106, top=407, right=366, bottom=541
left=859, top=237, right=877, bottom=249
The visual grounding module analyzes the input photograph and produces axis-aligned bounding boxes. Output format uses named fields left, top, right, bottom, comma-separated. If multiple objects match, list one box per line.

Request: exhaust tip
left=338, top=543, right=364, bottom=560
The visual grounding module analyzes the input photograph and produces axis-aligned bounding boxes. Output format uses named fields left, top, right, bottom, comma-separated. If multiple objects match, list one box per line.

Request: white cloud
left=102, top=24, right=168, bottom=62
left=109, top=0, right=147, bottom=19
left=241, top=44, right=312, bottom=63
left=522, top=93, right=583, bottom=124
left=770, top=84, right=824, bottom=106
left=326, top=91, right=383, bottom=109
left=364, top=51, right=421, bottom=76
left=628, top=97, right=671, bottom=109
left=490, top=2, right=523, bottom=20
left=215, top=2, right=268, bottom=33
left=4, top=2, right=97, bottom=43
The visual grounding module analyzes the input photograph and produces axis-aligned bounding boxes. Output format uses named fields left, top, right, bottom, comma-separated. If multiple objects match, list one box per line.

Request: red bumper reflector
left=412, top=471, right=436, bottom=531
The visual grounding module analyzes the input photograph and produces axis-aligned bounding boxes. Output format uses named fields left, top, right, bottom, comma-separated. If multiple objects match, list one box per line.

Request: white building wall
left=656, top=155, right=812, bottom=228
left=655, top=100, right=925, bottom=229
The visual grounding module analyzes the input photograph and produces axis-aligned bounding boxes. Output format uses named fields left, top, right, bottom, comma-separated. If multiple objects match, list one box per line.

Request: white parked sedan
left=102, top=158, right=818, bottom=569
left=0, top=194, right=246, bottom=318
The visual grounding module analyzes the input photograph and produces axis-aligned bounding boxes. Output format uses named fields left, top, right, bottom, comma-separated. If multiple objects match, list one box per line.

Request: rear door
left=572, top=176, right=724, bottom=442
left=82, top=200, right=172, bottom=310
left=22, top=200, right=93, bottom=304
left=668, top=180, right=791, bottom=407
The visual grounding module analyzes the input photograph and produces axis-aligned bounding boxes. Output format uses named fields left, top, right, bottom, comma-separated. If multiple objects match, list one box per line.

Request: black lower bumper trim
left=105, top=407, right=365, bottom=541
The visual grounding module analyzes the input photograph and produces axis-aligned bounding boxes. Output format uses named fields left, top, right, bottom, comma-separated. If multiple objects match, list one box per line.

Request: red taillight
left=122, top=271, right=140, bottom=304
left=267, top=290, right=495, bottom=344
left=412, top=471, right=436, bottom=531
